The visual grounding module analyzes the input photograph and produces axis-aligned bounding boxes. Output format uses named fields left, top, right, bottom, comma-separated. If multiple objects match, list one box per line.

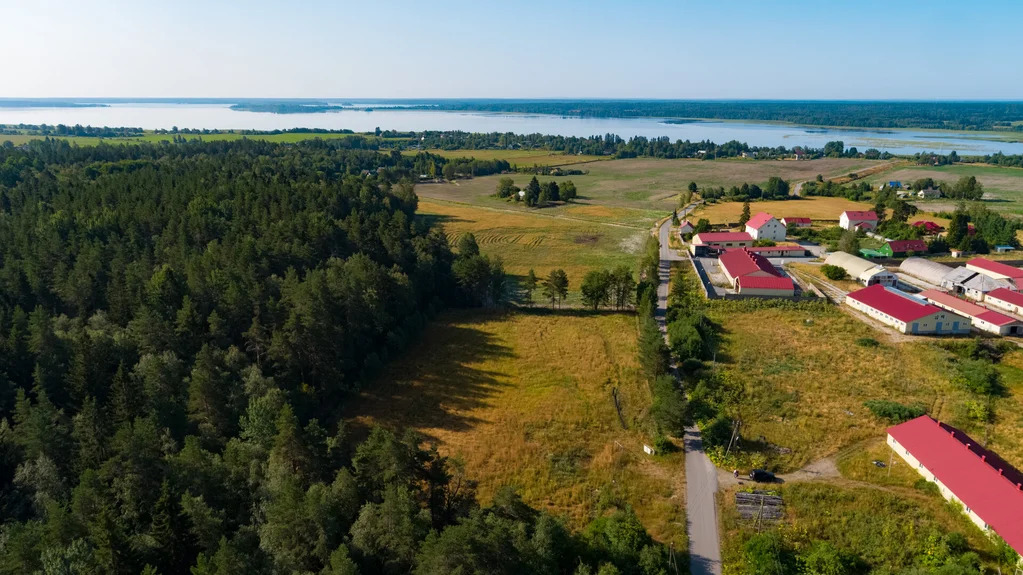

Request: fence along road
left=656, top=216, right=722, bottom=575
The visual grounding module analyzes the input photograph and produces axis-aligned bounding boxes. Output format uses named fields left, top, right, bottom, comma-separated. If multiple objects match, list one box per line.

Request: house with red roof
left=717, top=248, right=794, bottom=296
left=920, top=289, right=1023, bottom=336
left=888, top=416, right=1023, bottom=557
left=878, top=239, right=929, bottom=257
left=912, top=220, right=943, bottom=234
left=839, top=210, right=878, bottom=231
left=844, top=284, right=971, bottom=334
left=780, top=217, right=811, bottom=228
left=678, top=219, right=694, bottom=235
left=744, top=212, right=786, bottom=242
left=966, top=258, right=1023, bottom=285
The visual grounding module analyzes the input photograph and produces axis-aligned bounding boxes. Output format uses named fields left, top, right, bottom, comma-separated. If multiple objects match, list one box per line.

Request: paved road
left=656, top=216, right=721, bottom=575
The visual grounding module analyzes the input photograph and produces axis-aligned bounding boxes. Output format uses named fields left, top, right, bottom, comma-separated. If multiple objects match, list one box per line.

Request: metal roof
left=745, top=212, right=778, bottom=229
left=967, top=258, right=1023, bottom=279
left=919, top=290, right=1015, bottom=326
left=899, top=257, right=953, bottom=285
left=846, top=284, right=943, bottom=322
left=888, top=416, right=1023, bottom=555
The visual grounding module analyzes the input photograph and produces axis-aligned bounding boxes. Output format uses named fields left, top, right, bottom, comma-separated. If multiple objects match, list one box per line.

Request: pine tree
left=523, top=269, right=538, bottom=306
left=738, top=201, right=751, bottom=227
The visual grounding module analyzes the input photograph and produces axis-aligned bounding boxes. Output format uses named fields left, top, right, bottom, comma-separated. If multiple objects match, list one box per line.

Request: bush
left=863, top=400, right=926, bottom=422
left=915, top=478, right=940, bottom=495
left=821, top=264, right=848, bottom=281
left=855, top=337, right=879, bottom=348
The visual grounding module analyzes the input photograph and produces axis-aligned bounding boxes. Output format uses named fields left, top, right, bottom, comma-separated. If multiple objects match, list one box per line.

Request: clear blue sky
left=3, top=0, right=1020, bottom=99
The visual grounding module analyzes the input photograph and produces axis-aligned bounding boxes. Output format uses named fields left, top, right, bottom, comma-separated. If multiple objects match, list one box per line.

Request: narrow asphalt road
left=656, top=214, right=721, bottom=575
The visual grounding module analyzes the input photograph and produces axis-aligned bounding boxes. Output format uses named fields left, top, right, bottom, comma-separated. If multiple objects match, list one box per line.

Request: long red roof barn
left=845, top=284, right=943, bottom=322
left=718, top=248, right=782, bottom=279
left=988, top=287, right=1023, bottom=307
left=967, top=258, right=1023, bottom=279
left=888, top=416, right=1023, bottom=555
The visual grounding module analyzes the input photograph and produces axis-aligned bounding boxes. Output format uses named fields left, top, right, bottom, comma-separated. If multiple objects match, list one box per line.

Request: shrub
left=821, top=264, right=848, bottom=281
left=855, top=337, right=879, bottom=348
left=863, top=400, right=926, bottom=422
left=914, top=478, right=939, bottom=496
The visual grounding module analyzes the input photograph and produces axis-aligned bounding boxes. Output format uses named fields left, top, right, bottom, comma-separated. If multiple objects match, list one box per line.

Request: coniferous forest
left=0, top=139, right=672, bottom=574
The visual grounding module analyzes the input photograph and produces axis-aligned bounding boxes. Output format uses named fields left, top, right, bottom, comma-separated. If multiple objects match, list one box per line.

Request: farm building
left=983, top=288, right=1023, bottom=315
left=824, top=251, right=897, bottom=286
left=690, top=231, right=753, bottom=254
left=944, top=269, right=1013, bottom=301
left=678, top=220, right=694, bottom=235
left=920, top=290, right=1023, bottom=335
left=899, top=257, right=953, bottom=286
left=912, top=221, right=943, bottom=234
left=995, top=245, right=1016, bottom=254
left=888, top=416, right=1023, bottom=557
left=744, top=213, right=787, bottom=242
left=965, top=257, right=1023, bottom=284
left=917, top=187, right=942, bottom=199
left=747, top=245, right=808, bottom=257
left=735, top=275, right=795, bottom=297
left=839, top=210, right=878, bottom=231
left=879, top=239, right=928, bottom=257
left=845, top=284, right=970, bottom=335
left=780, top=217, right=811, bottom=228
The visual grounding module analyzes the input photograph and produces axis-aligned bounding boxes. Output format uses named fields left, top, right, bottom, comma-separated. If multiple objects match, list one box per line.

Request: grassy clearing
left=703, top=302, right=1023, bottom=473
left=418, top=199, right=646, bottom=301
left=344, top=309, right=687, bottom=547
left=690, top=196, right=873, bottom=225
left=720, top=480, right=1000, bottom=573
left=867, top=164, right=1023, bottom=214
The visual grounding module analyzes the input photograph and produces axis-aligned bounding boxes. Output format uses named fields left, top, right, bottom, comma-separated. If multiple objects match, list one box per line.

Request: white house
left=839, top=210, right=879, bottom=231
left=744, top=212, right=786, bottom=242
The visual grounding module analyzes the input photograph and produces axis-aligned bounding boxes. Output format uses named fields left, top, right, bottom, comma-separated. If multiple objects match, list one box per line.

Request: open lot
left=704, top=301, right=1023, bottom=473
left=868, top=164, right=1023, bottom=215
left=419, top=199, right=646, bottom=302
left=344, top=309, right=687, bottom=547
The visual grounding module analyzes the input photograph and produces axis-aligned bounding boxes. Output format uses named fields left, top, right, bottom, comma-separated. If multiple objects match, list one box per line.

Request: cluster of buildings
left=836, top=255, right=1023, bottom=336
left=888, top=416, right=1023, bottom=560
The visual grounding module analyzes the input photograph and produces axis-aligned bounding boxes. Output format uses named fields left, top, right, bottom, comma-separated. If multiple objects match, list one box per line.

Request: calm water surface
left=2, top=103, right=1022, bottom=156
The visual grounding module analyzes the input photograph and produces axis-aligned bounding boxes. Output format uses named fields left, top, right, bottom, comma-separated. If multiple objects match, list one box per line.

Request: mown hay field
left=345, top=309, right=687, bottom=547
left=705, top=302, right=1023, bottom=473
left=868, top=163, right=1023, bottom=214
left=418, top=199, right=647, bottom=302
left=689, top=196, right=874, bottom=225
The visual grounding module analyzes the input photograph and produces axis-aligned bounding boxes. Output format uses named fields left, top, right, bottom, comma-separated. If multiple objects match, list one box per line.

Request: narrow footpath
left=656, top=214, right=721, bottom=575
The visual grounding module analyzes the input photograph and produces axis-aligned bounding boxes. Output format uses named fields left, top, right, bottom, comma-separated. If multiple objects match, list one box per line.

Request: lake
left=2, top=102, right=1022, bottom=156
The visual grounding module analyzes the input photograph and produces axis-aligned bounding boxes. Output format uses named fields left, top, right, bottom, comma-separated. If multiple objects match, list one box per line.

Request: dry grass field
left=419, top=199, right=647, bottom=301
left=868, top=164, right=1023, bottom=214
left=689, top=196, right=874, bottom=225
left=406, top=148, right=606, bottom=166
left=704, top=302, right=1023, bottom=473
left=344, top=309, right=687, bottom=547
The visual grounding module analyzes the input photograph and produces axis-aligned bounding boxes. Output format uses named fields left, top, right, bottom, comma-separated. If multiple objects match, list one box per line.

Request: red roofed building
left=966, top=258, right=1023, bottom=283
left=982, top=287, right=1023, bottom=315
left=780, top=217, right=811, bottom=228
left=691, top=231, right=753, bottom=250
left=678, top=219, right=694, bottom=235
left=920, top=289, right=1023, bottom=336
left=748, top=245, right=808, bottom=257
left=840, top=210, right=878, bottom=231
left=744, top=212, right=786, bottom=242
left=844, top=284, right=970, bottom=334
left=718, top=248, right=794, bottom=296
left=912, top=220, right=944, bottom=234
left=882, top=239, right=929, bottom=257
left=888, top=416, right=1023, bottom=557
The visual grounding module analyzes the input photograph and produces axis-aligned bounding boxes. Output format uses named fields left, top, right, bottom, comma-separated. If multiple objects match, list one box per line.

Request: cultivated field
left=345, top=309, right=687, bottom=547
left=704, top=302, right=1023, bottom=473
left=419, top=200, right=646, bottom=301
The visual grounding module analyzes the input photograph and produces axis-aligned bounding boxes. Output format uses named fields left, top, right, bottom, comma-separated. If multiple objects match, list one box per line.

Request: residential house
left=917, top=187, right=942, bottom=199
left=839, top=210, right=879, bottom=231
left=844, top=284, right=970, bottom=335
left=744, top=212, right=787, bottom=242
left=780, top=217, right=811, bottom=228
left=912, top=221, right=944, bottom=235
left=678, top=220, right=694, bottom=235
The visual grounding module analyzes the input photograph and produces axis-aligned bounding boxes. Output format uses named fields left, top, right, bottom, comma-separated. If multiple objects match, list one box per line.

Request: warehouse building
left=888, top=416, right=1023, bottom=558
left=845, top=284, right=970, bottom=334
left=718, top=248, right=795, bottom=296
left=899, top=257, right=953, bottom=286
left=942, top=266, right=1015, bottom=301
left=984, top=288, right=1023, bottom=315
left=966, top=258, right=1023, bottom=285
left=824, top=251, right=897, bottom=286
left=919, top=289, right=1023, bottom=336
left=689, top=231, right=753, bottom=256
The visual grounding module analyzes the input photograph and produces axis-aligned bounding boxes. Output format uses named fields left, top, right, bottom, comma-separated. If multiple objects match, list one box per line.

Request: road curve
left=655, top=213, right=721, bottom=575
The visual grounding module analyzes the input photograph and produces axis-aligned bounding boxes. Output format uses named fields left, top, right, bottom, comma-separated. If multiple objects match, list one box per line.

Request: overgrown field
left=419, top=199, right=647, bottom=300
left=704, top=302, right=1023, bottom=472
left=345, top=309, right=687, bottom=547
left=719, top=481, right=1002, bottom=574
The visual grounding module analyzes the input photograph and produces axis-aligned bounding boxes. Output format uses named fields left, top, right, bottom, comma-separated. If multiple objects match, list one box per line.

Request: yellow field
left=419, top=200, right=646, bottom=297
left=690, top=196, right=873, bottom=225
left=345, top=310, right=686, bottom=546
left=705, top=302, right=1023, bottom=472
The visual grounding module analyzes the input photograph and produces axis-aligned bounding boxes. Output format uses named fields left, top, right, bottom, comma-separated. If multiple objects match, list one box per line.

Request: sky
left=2, top=0, right=1021, bottom=100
